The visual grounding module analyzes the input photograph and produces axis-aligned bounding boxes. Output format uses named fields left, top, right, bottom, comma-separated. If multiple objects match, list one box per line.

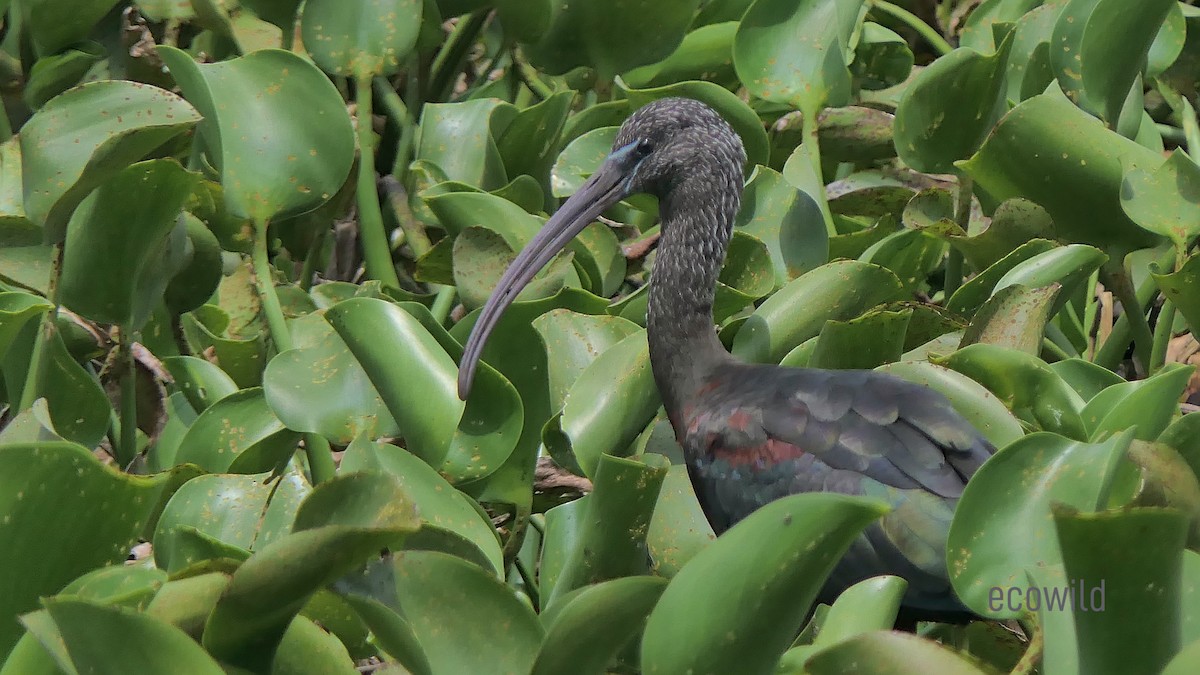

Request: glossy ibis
left=458, top=98, right=992, bottom=617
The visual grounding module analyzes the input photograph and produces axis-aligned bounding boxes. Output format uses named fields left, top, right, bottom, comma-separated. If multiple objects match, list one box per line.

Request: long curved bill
left=457, top=158, right=633, bottom=400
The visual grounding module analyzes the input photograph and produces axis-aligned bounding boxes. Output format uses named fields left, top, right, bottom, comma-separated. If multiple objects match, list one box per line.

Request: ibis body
left=459, top=98, right=992, bottom=616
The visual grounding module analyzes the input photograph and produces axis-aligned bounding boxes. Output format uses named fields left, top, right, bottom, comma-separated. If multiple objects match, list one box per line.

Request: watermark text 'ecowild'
left=988, top=579, right=1105, bottom=613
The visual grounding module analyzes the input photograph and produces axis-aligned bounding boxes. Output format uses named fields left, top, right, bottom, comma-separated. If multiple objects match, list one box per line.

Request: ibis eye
left=635, top=139, right=653, bottom=157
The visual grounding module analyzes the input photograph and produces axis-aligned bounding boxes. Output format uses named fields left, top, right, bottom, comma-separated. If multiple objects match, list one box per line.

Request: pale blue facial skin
left=606, top=140, right=644, bottom=192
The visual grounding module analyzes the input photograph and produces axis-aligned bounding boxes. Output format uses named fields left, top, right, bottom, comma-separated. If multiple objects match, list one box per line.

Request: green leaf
left=58, top=160, right=197, bottom=329
left=960, top=283, right=1059, bottom=354
left=640, top=493, right=887, bottom=675
left=416, top=99, right=514, bottom=191
left=533, top=309, right=642, bottom=414
left=263, top=315, right=400, bottom=444
left=852, top=23, right=914, bottom=90
left=1121, top=150, right=1200, bottom=250
left=18, top=0, right=120, bottom=57
left=804, top=630, right=990, bottom=675
left=622, top=22, right=738, bottom=90
left=523, top=0, right=702, bottom=79
left=958, top=88, right=1164, bottom=259
left=202, top=472, right=420, bottom=670
left=894, top=37, right=1012, bottom=174
left=44, top=599, right=224, bottom=674
left=153, top=470, right=310, bottom=573
left=732, top=261, right=906, bottom=364
left=0, top=442, right=168, bottom=655
left=646, top=464, right=715, bottom=578
left=0, top=293, right=52, bottom=362
left=158, top=47, right=355, bottom=222
left=1153, top=252, right=1200, bottom=336
left=300, top=0, right=422, bottom=79
left=734, top=166, right=827, bottom=286
left=340, top=438, right=503, bottom=575
left=533, top=576, right=668, bottom=675
left=452, top=227, right=575, bottom=309
left=1081, top=362, right=1195, bottom=442
left=1051, top=0, right=1177, bottom=124
left=809, top=309, right=911, bottom=370
left=543, top=331, right=660, bottom=477
left=18, top=81, right=200, bottom=241
left=946, top=239, right=1059, bottom=317
left=325, top=298, right=464, bottom=469
left=545, top=453, right=669, bottom=605
left=934, top=343, right=1087, bottom=439
left=174, top=388, right=300, bottom=473
left=1053, top=506, right=1187, bottom=675
left=359, top=551, right=543, bottom=674
left=496, top=90, right=575, bottom=200
left=946, top=430, right=1132, bottom=618
left=733, top=0, right=865, bottom=114
left=23, top=41, right=106, bottom=110
left=161, top=356, right=239, bottom=413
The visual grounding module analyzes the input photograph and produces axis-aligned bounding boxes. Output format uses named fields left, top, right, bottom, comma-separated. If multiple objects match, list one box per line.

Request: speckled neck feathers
left=630, top=100, right=746, bottom=418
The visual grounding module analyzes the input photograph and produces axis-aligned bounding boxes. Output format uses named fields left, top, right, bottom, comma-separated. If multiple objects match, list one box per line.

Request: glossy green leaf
left=0, top=441, right=168, bottom=655
left=362, top=551, right=543, bottom=675
left=894, top=37, right=1012, bottom=174
left=852, top=23, right=914, bottom=90
left=946, top=239, right=1059, bottom=317
left=621, top=22, right=738, bottom=89
left=779, top=575, right=910, bottom=669
left=1054, top=506, right=1187, bottom=675
left=533, top=309, right=642, bottom=414
left=733, top=0, right=864, bottom=113
left=0, top=293, right=52, bottom=362
left=533, top=576, right=668, bottom=675
left=646, top=464, right=715, bottom=578
left=43, top=599, right=224, bottom=674
left=804, top=630, right=990, bottom=675
left=325, top=298, right=464, bottom=468
left=202, top=472, right=419, bottom=670
left=732, top=261, right=907, bottom=364
left=809, top=308, right=911, bottom=370
left=263, top=316, right=400, bottom=444
left=1164, top=640, right=1200, bottom=675
left=543, top=331, right=661, bottom=477
left=1121, top=150, right=1200, bottom=250
left=958, top=88, right=1164, bottom=259
left=1160, top=413, right=1200, bottom=489
left=1154, top=252, right=1200, bottom=336
left=875, top=361, right=1024, bottom=448
left=620, top=79, right=769, bottom=168
left=153, top=470, right=310, bottom=572
left=1081, top=362, right=1195, bottom=442
left=23, top=42, right=106, bottom=111
left=934, top=343, right=1087, bottom=439
left=164, top=213, right=223, bottom=315
left=301, top=0, right=422, bottom=79
left=551, top=127, right=617, bottom=198
left=174, top=388, right=300, bottom=473
left=340, top=438, right=503, bottom=575
left=158, top=46, right=355, bottom=221
left=58, top=160, right=196, bottom=329
left=161, top=355, right=239, bottom=413
left=1051, top=0, right=1176, bottom=124
left=416, top=99, right=514, bottom=191
left=859, top=228, right=947, bottom=291
left=1051, top=357, right=1125, bottom=402
left=939, top=198, right=1057, bottom=274
left=641, top=493, right=887, bottom=675
left=960, top=283, right=1059, bottom=354
left=946, top=430, right=1132, bottom=618
left=496, top=90, right=575, bottom=197
left=523, top=0, right=702, bottom=78
left=18, top=80, right=200, bottom=241
left=734, top=166, right=827, bottom=286
left=546, top=453, right=669, bottom=605
left=3, top=321, right=110, bottom=449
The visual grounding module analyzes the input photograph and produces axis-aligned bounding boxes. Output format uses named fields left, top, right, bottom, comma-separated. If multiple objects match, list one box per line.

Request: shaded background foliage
left=0, top=0, right=1199, bottom=673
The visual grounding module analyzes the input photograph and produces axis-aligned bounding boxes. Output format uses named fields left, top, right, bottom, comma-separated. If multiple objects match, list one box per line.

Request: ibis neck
left=646, top=177, right=739, bottom=419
